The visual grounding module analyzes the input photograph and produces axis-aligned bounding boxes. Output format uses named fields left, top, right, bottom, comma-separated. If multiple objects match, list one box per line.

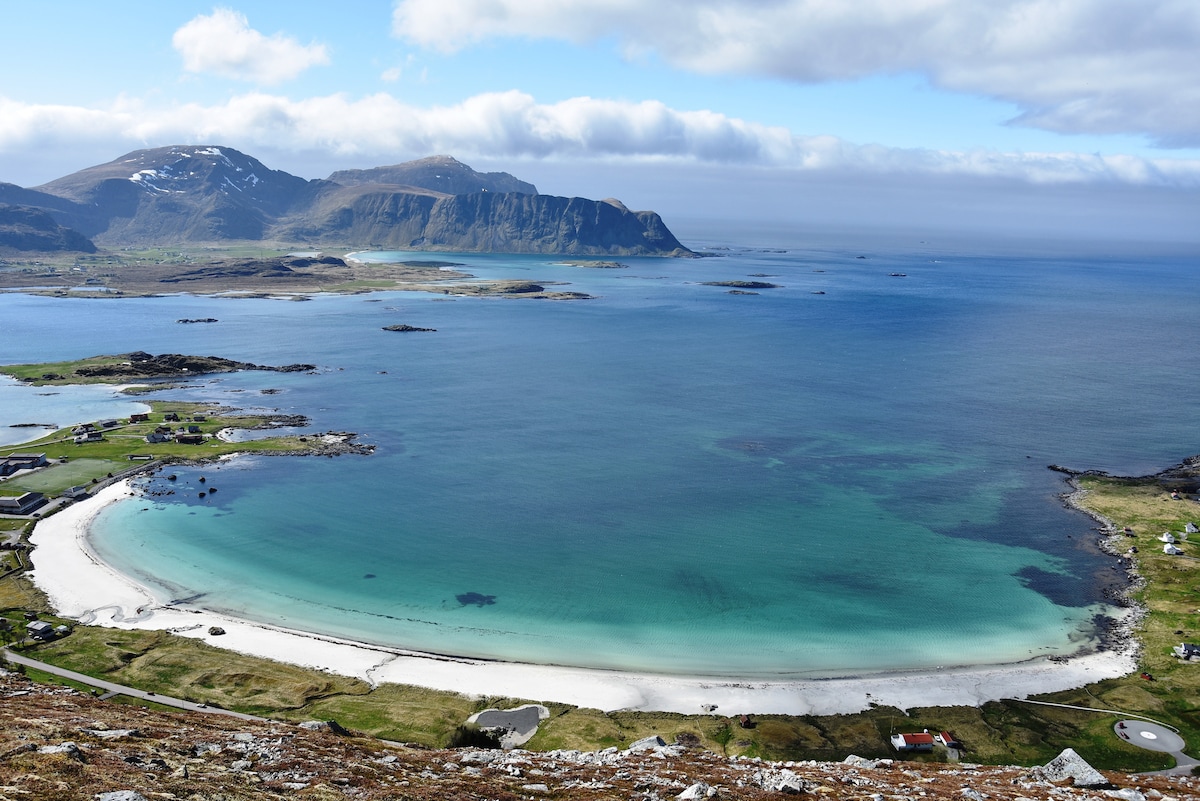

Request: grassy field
left=0, top=401, right=334, bottom=496
left=4, top=466, right=1199, bottom=770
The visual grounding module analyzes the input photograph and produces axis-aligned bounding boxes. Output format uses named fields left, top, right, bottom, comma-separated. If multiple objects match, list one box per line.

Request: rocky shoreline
left=1046, top=455, right=1200, bottom=674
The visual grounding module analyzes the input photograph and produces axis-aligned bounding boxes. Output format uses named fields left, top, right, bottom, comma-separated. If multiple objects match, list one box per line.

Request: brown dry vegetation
left=1, top=668, right=1196, bottom=801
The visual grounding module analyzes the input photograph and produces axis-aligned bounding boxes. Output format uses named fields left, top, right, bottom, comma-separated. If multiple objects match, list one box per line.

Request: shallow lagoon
left=5, top=227, right=1200, bottom=677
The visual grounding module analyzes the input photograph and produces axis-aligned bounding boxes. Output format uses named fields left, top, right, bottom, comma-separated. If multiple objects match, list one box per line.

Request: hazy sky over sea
left=2, top=1, right=1197, bottom=241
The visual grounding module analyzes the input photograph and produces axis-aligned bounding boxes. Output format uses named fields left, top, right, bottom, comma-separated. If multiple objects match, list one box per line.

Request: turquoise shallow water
left=5, top=226, right=1199, bottom=677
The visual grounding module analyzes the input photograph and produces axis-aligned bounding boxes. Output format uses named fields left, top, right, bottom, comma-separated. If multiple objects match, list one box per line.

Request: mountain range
left=0, top=147, right=690, bottom=256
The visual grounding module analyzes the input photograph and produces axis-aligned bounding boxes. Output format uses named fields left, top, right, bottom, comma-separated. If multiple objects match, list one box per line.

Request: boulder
left=1035, top=748, right=1110, bottom=788
left=678, top=781, right=717, bottom=798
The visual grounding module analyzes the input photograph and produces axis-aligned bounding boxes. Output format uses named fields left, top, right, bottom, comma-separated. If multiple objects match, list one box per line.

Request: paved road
left=2, top=646, right=268, bottom=723
left=1116, top=720, right=1200, bottom=776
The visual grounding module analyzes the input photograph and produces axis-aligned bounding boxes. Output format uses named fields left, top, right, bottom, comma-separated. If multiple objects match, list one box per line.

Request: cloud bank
left=2, top=91, right=1198, bottom=188
left=173, top=8, right=330, bottom=85
left=391, top=0, right=1200, bottom=147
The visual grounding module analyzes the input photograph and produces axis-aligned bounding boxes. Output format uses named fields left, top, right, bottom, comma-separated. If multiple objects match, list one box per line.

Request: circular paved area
left=1114, top=721, right=1187, bottom=753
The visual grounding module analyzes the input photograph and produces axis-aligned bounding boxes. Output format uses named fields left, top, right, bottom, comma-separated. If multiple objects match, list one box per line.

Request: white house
left=890, top=732, right=935, bottom=752
left=1164, top=544, right=1185, bottom=555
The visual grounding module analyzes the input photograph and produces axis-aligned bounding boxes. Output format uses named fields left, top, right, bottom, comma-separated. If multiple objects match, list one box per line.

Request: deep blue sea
left=3, top=224, right=1198, bottom=678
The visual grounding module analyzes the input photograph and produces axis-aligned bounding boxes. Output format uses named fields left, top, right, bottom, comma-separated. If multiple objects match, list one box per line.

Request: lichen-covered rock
left=1035, top=748, right=1110, bottom=788
left=678, top=780, right=716, bottom=798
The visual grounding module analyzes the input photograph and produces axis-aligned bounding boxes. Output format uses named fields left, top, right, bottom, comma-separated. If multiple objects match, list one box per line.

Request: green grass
left=0, top=401, right=338, bottom=500
left=2, top=459, right=122, bottom=494
left=6, top=433, right=1197, bottom=767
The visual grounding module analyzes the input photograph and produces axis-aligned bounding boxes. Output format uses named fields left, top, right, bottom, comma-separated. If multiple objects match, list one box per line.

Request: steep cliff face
left=280, top=184, right=441, bottom=245
left=20, top=146, right=692, bottom=255
left=282, top=183, right=689, bottom=254
left=416, top=193, right=689, bottom=255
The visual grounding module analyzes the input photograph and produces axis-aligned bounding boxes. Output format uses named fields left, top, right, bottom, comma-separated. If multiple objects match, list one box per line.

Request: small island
left=700, top=280, right=780, bottom=289
left=383, top=324, right=437, bottom=333
left=556, top=260, right=628, bottom=269
left=0, top=352, right=314, bottom=386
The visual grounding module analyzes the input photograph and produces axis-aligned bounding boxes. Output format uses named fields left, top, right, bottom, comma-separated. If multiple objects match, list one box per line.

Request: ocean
left=4, top=223, right=1198, bottom=678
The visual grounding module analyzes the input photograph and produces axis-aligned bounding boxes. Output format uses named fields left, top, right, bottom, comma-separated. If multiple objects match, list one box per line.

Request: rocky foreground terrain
left=1, top=670, right=1195, bottom=801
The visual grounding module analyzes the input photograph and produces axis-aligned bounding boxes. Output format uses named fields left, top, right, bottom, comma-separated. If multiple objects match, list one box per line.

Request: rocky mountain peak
left=328, top=155, right=538, bottom=196
left=36, top=145, right=314, bottom=211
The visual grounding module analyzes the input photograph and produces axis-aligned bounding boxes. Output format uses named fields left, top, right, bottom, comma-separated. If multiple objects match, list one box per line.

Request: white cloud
left=1, top=92, right=1198, bottom=188
left=391, top=0, right=1200, bottom=147
left=173, top=8, right=330, bottom=85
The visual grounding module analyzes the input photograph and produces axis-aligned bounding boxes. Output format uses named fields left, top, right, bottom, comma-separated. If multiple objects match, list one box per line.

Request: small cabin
left=1165, top=544, right=1185, bottom=555
left=63, top=486, right=90, bottom=500
left=890, top=732, right=935, bottom=752
left=129, top=413, right=150, bottom=423
left=175, top=434, right=204, bottom=445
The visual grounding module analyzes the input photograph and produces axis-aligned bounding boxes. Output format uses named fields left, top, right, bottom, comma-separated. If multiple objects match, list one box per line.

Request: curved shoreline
left=25, top=479, right=1137, bottom=715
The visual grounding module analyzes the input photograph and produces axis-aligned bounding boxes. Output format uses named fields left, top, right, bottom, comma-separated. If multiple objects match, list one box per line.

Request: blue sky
left=2, top=1, right=1198, bottom=240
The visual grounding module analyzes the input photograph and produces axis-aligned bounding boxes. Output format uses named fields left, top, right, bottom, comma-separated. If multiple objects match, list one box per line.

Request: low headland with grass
left=4, top=359, right=1200, bottom=771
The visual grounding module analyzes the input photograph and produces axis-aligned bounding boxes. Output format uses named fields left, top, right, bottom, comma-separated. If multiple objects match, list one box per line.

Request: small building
left=0, top=492, right=47, bottom=515
left=145, top=432, right=171, bottom=444
left=1187, top=522, right=1199, bottom=535
left=2, top=454, right=48, bottom=475
left=5, top=453, right=48, bottom=469
left=1159, top=532, right=1177, bottom=543
left=935, top=731, right=963, bottom=749
left=71, top=424, right=95, bottom=435
left=1174, top=643, right=1200, bottom=660
left=99, top=419, right=120, bottom=428
left=192, top=414, right=207, bottom=422
left=129, top=413, right=150, bottom=423
left=63, top=486, right=90, bottom=500
left=890, top=732, right=935, bottom=752
left=175, top=434, right=204, bottom=445
left=26, top=620, right=55, bottom=640
left=1164, top=543, right=1185, bottom=555
left=164, top=412, right=181, bottom=422
left=73, top=431, right=104, bottom=444
left=187, top=424, right=202, bottom=433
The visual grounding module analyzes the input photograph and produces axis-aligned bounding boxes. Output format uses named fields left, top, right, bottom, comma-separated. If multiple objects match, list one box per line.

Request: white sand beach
left=27, top=480, right=1138, bottom=716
